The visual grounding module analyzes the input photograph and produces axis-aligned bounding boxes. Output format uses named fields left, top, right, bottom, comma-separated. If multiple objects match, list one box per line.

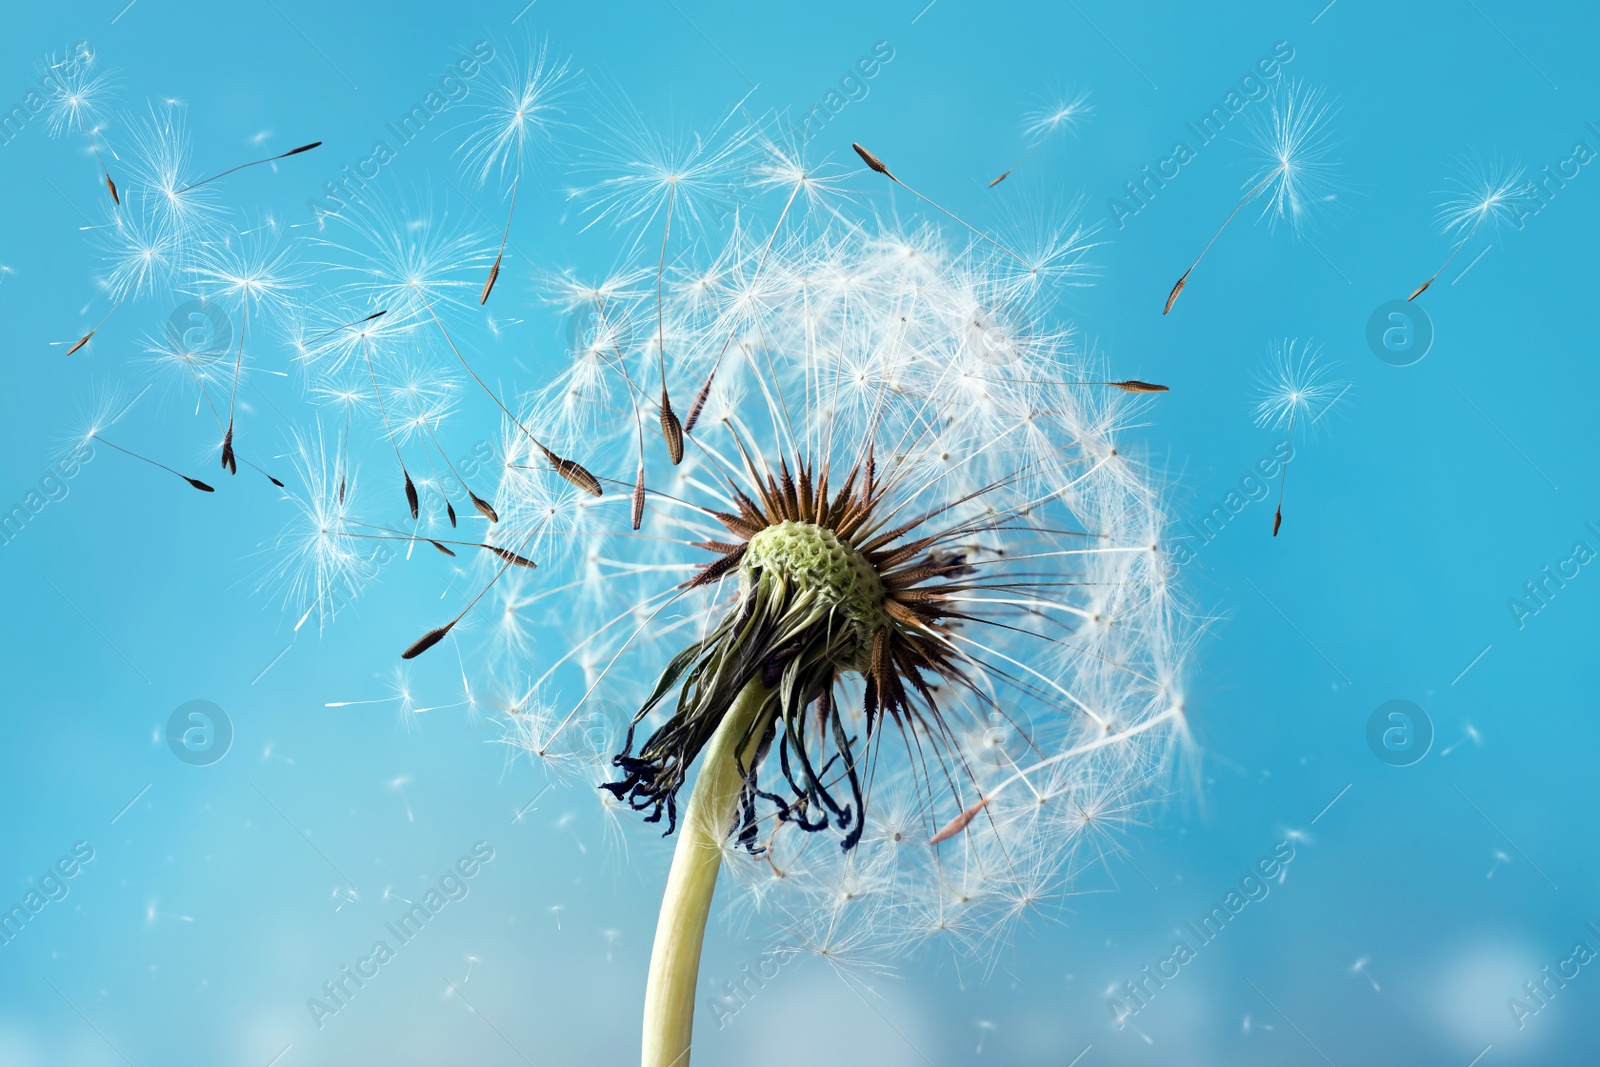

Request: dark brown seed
left=268, top=474, right=286, bottom=488
left=430, top=539, right=456, bottom=557
left=401, top=622, right=455, bottom=660
left=338, top=477, right=347, bottom=505
left=221, top=426, right=237, bottom=474
left=482, top=544, right=537, bottom=569
left=105, top=175, right=119, bottom=205
left=446, top=500, right=457, bottom=528
left=285, top=142, right=322, bottom=156
left=469, top=491, right=499, bottom=523
left=1114, top=380, right=1169, bottom=394
left=852, top=142, right=895, bottom=181
left=1272, top=507, right=1283, bottom=537
left=186, top=477, right=215, bottom=493
left=404, top=470, right=419, bottom=519
left=1163, top=271, right=1190, bottom=316
left=550, top=454, right=602, bottom=497
left=480, top=253, right=502, bottom=305
left=65, top=331, right=94, bottom=356
left=632, top=467, right=646, bottom=531
left=684, top=372, right=715, bottom=435
left=660, top=398, right=684, bottom=466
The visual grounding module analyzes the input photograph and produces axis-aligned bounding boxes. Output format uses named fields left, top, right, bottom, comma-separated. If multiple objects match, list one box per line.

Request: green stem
left=641, top=681, right=769, bottom=1067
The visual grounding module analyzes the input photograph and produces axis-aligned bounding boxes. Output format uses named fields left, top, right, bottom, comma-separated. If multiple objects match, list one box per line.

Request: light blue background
left=1, top=2, right=1596, bottom=1065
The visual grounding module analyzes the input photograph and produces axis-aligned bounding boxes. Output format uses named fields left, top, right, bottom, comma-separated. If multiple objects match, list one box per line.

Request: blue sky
left=1, top=2, right=1597, bottom=1065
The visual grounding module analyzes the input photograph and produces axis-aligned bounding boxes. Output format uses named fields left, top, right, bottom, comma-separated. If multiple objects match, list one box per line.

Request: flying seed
left=176, top=141, right=323, bottom=195
left=1163, top=272, right=1189, bottom=316
left=544, top=449, right=602, bottom=497
left=660, top=398, right=684, bottom=465
left=1163, top=163, right=1284, bottom=315
left=482, top=545, right=537, bottom=569
left=632, top=465, right=646, bottom=531
left=684, top=372, right=715, bottom=434
left=480, top=253, right=502, bottom=305
left=931, top=799, right=989, bottom=844
left=852, top=142, right=895, bottom=180
left=853, top=141, right=1032, bottom=268
left=93, top=433, right=215, bottom=495
left=470, top=491, right=499, bottom=523
left=402, top=622, right=455, bottom=660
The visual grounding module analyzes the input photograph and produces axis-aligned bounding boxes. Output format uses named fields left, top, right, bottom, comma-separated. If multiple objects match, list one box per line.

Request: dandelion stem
left=642, top=679, right=768, bottom=1067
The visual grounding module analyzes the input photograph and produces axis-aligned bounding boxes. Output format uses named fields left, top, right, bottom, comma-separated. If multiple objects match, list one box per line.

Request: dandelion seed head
left=1248, top=80, right=1340, bottom=229
left=479, top=142, right=1188, bottom=963
left=94, top=200, right=177, bottom=305
left=121, top=105, right=226, bottom=254
left=40, top=47, right=115, bottom=140
left=261, top=426, right=373, bottom=634
left=457, top=42, right=572, bottom=186
left=575, top=94, right=752, bottom=231
left=1252, top=339, right=1351, bottom=430
left=1021, top=89, right=1093, bottom=142
left=1436, top=154, right=1534, bottom=237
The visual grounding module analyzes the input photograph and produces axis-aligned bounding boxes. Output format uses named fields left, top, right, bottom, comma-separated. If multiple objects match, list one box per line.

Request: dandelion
left=191, top=217, right=305, bottom=474
left=85, top=425, right=215, bottom=494
left=454, top=157, right=1188, bottom=1064
left=1252, top=340, right=1350, bottom=536
left=121, top=104, right=227, bottom=255
left=68, top=383, right=215, bottom=491
left=988, top=89, right=1092, bottom=187
left=40, top=43, right=120, bottom=203
left=172, top=139, right=321, bottom=196
left=263, top=426, right=375, bottom=632
left=1164, top=80, right=1338, bottom=314
left=456, top=43, right=570, bottom=304
left=62, top=200, right=177, bottom=356
left=1409, top=156, right=1533, bottom=300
